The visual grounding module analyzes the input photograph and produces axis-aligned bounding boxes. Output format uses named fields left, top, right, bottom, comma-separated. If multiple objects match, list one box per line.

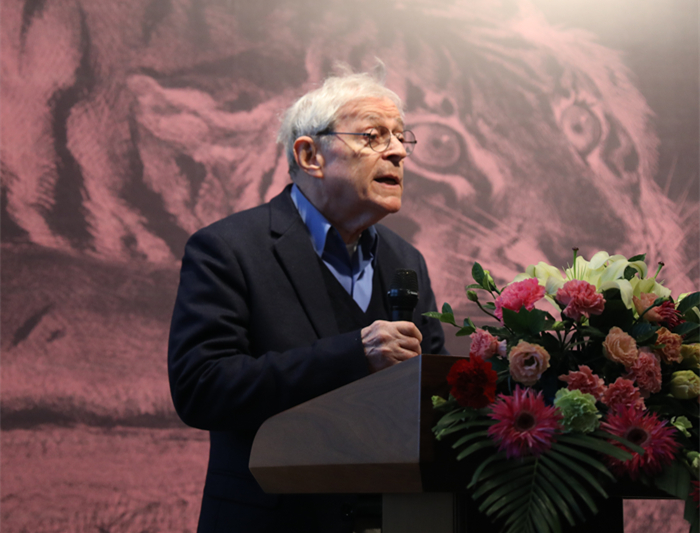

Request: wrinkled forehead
left=335, top=97, right=405, bottom=128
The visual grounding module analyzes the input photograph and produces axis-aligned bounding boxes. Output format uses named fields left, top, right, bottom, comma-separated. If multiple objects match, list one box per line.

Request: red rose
left=447, top=357, right=498, bottom=408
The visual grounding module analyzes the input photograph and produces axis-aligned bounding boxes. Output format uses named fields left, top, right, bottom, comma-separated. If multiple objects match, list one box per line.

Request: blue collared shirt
left=291, top=184, right=377, bottom=312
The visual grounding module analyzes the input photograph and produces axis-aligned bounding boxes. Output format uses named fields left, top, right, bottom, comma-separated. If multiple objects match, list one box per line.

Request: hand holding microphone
left=362, top=269, right=422, bottom=373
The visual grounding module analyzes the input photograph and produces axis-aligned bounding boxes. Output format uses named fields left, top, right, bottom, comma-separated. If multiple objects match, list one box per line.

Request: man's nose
left=383, top=133, right=408, bottom=161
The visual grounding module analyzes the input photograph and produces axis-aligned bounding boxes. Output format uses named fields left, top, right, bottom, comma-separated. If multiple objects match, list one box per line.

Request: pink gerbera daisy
left=601, top=406, right=680, bottom=480
left=487, top=386, right=562, bottom=459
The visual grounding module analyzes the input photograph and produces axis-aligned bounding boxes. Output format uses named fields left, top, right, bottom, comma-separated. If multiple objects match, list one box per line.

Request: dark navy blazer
left=168, top=185, right=446, bottom=532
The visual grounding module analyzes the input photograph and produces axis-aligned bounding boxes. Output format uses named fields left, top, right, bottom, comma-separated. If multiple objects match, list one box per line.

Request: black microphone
left=387, top=269, right=419, bottom=322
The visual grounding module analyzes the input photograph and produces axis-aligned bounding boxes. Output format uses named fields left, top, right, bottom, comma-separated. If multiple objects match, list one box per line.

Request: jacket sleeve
left=167, top=228, right=370, bottom=433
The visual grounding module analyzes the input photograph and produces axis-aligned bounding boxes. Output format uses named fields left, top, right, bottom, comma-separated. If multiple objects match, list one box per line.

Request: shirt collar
left=290, top=184, right=377, bottom=259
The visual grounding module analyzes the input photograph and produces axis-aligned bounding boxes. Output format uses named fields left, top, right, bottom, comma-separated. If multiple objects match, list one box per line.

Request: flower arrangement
left=428, top=250, right=699, bottom=533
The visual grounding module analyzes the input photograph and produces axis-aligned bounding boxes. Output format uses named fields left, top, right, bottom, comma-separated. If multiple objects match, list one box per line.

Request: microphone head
left=389, top=269, right=418, bottom=294
left=388, top=269, right=419, bottom=321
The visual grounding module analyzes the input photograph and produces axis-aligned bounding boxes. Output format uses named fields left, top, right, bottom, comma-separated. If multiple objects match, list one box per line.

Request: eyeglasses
left=317, top=126, right=417, bottom=156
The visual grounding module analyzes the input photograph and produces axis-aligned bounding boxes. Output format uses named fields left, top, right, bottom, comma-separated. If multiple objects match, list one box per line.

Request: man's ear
left=293, top=136, right=325, bottom=178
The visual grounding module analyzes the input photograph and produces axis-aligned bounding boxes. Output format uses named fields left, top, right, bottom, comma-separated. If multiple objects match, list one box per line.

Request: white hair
left=277, top=63, right=404, bottom=174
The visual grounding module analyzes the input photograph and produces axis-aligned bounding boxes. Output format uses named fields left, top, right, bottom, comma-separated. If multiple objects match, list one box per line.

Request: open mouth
left=375, top=176, right=401, bottom=186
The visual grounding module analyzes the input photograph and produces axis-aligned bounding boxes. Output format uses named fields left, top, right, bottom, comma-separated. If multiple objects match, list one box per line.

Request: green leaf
left=465, top=283, right=484, bottom=290
left=442, top=418, right=493, bottom=432
left=653, top=458, right=691, bottom=499
left=475, top=472, right=532, bottom=507
left=684, top=307, right=700, bottom=324
left=452, top=429, right=490, bottom=450
left=468, top=452, right=512, bottom=488
left=432, top=408, right=469, bottom=429
left=530, top=490, right=558, bottom=533
left=674, top=321, right=700, bottom=337
left=472, top=465, right=534, bottom=500
left=539, top=475, right=576, bottom=526
left=677, top=292, right=700, bottom=315
left=539, top=454, right=599, bottom=516
left=456, top=318, right=477, bottom=336
left=684, top=495, right=700, bottom=533
left=623, top=266, right=638, bottom=281
left=533, top=485, right=565, bottom=533
left=590, top=296, right=635, bottom=331
left=472, top=262, right=486, bottom=286
left=550, top=442, right=615, bottom=481
left=501, top=307, right=549, bottom=335
left=491, top=491, right=531, bottom=521
left=435, top=419, right=490, bottom=438
left=455, top=438, right=495, bottom=461
left=538, top=461, right=584, bottom=524
left=627, top=254, right=646, bottom=262
left=499, top=496, right=531, bottom=526
left=557, top=433, right=637, bottom=461
left=502, top=502, right=531, bottom=530
left=547, top=449, right=609, bottom=498
left=630, top=322, right=659, bottom=344
left=483, top=301, right=496, bottom=310
left=423, top=310, right=457, bottom=327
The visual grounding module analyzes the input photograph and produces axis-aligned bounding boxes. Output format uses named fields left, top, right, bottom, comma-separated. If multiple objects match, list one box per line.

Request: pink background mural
left=1, top=0, right=697, bottom=531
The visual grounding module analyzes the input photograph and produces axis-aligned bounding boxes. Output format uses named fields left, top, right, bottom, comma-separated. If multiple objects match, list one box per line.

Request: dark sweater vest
left=318, top=257, right=391, bottom=333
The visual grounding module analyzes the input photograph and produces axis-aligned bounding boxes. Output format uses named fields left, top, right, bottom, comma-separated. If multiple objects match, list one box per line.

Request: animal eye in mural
left=559, top=103, right=602, bottom=157
left=410, top=123, right=463, bottom=170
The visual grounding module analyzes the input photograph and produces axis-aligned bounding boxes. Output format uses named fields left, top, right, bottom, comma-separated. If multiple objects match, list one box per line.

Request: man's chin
left=373, top=197, right=402, bottom=217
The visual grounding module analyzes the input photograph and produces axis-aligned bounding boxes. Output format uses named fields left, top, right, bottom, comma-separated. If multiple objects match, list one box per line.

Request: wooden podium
left=249, top=354, right=629, bottom=532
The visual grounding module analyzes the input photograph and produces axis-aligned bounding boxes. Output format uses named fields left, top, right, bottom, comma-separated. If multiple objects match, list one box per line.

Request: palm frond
left=465, top=432, right=622, bottom=533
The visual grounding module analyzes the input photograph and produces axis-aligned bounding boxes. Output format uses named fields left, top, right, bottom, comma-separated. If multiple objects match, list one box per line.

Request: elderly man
left=168, top=66, right=446, bottom=532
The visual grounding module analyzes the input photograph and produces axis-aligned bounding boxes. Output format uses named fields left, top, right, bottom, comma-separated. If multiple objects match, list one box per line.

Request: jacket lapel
left=269, top=187, right=340, bottom=339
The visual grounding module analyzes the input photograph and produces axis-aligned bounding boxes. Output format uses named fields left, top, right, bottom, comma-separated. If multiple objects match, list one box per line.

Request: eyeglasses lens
left=369, top=127, right=416, bottom=155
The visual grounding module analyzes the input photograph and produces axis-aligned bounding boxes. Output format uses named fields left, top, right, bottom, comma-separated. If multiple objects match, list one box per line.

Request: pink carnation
left=469, top=329, right=500, bottom=359
left=559, top=365, right=606, bottom=400
left=494, top=278, right=545, bottom=321
left=602, top=377, right=645, bottom=412
left=556, top=280, right=605, bottom=321
left=627, top=350, right=662, bottom=397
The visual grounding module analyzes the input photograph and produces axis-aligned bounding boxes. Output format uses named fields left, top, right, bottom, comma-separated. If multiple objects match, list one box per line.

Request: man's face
left=317, top=97, right=407, bottom=236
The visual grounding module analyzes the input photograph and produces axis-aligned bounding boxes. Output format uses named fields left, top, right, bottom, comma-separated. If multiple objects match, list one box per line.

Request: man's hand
left=361, top=320, right=423, bottom=373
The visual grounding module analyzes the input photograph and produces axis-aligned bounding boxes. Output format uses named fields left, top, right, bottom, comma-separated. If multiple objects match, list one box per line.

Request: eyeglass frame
left=316, top=126, right=417, bottom=155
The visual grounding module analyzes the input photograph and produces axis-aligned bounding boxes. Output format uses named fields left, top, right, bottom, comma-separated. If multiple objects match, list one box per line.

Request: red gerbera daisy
left=487, top=386, right=562, bottom=459
left=656, top=300, right=684, bottom=329
left=601, top=406, right=680, bottom=480
left=447, top=357, right=498, bottom=409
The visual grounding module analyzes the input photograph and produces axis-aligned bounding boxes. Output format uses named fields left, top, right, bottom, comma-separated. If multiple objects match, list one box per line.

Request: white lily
left=521, top=262, right=566, bottom=295
left=521, top=251, right=658, bottom=310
